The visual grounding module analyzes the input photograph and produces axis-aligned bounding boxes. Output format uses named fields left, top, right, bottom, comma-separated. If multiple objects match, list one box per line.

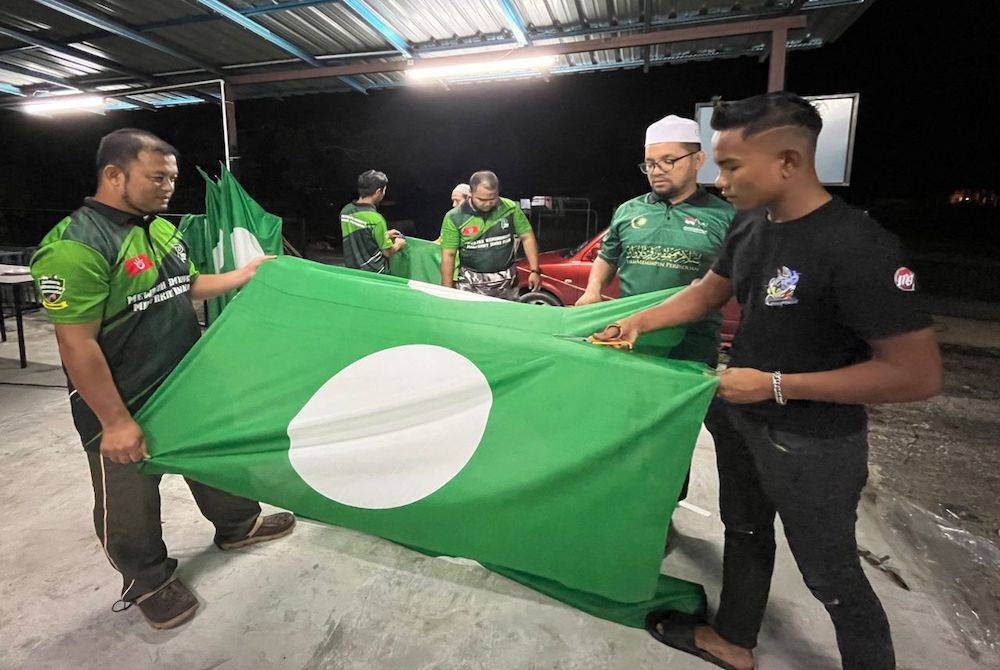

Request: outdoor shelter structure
left=0, top=0, right=875, bottom=170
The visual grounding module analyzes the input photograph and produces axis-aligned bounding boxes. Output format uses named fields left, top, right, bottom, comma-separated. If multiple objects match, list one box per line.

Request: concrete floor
left=0, top=311, right=991, bottom=670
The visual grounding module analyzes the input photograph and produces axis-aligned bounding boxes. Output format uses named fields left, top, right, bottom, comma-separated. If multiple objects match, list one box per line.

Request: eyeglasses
left=638, top=150, right=699, bottom=175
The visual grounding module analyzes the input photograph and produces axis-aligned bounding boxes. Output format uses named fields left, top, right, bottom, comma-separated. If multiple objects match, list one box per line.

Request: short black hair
left=469, top=170, right=499, bottom=192
left=357, top=169, right=388, bottom=197
left=96, top=128, right=178, bottom=180
left=710, top=91, right=822, bottom=145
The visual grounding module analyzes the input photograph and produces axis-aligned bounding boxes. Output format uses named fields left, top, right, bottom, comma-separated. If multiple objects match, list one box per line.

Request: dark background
left=1, top=0, right=997, bottom=299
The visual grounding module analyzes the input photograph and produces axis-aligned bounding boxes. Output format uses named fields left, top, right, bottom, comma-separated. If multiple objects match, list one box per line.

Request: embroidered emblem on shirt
left=173, top=243, right=188, bottom=264
left=629, top=216, right=648, bottom=229
left=682, top=215, right=708, bottom=234
left=893, top=267, right=915, bottom=291
left=125, top=254, right=155, bottom=276
left=500, top=218, right=510, bottom=229
left=461, top=225, right=480, bottom=236
left=38, top=275, right=68, bottom=310
left=765, top=266, right=800, bottom=306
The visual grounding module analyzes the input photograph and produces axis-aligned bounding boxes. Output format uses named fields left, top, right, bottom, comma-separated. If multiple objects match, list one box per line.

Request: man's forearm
left=782, top=328, right=942, bottom=404
left=382, top=239, right=405, bottom=258
left=441, top=251, right=456, bottom=287
left=783, top=360, right=937, bottom=405
left=521, top=233, right=539, bottom=270
left=582, top=257, right=616, bottom=297
left=190, top=269, right=249, bottom=300
left=632, top=281, right=725, bottom=333
left=57, top=337, right=131, bottom=428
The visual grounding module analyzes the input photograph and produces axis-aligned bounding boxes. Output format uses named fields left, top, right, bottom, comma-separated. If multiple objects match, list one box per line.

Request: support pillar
left=768, top=27, right=787, bottom=92
left=220, top=81, right=240, bottom=176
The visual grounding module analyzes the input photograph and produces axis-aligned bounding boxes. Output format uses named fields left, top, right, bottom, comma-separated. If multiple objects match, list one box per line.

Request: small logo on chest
left=893, top=267, right=915, bottom=291
left=124, top=254, right=155, bottom=276
left=682, top=215, right=708, bottom=234
left=461, top=225, right=480, bottom=236
left=765, top=266, right=800, bottom=306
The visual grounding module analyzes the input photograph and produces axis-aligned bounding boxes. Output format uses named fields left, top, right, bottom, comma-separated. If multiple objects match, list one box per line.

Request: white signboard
left=695, top=93, right=859, bottom=186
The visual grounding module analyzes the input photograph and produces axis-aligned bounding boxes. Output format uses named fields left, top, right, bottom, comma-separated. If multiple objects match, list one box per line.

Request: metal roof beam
left=341, top=0, right=413, bottom=58
left=229, top=14, right=808, bottom=85
left=0, top=82, right=24, bottom=96
left=30, top=0, right=224, bottom=75
left=31, top=1, right=342, bottom=38
left=196, top=0, right=367, bottom=94
left=606, top=0, right=619, bottom=27
left=0, top=60, right=78, bottom=89
left=196, top=0, right=322, bottom=66
left=0, top=60, right=164, bottom=110
left=241, top=0, right=342, bottom=15
left=119, top=96, right=159, bottom=111
left=0, top=25, right=157, bottom=84
left=573, top=0, right=590, bottom=28
left=496, top=0, right=531, bottom=47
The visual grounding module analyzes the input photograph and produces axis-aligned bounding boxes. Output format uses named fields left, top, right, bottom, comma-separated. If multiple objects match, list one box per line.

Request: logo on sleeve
left=124, top=254, right=154, bottom=276
left=765, top=266, right=800, bottom=306
left=893, top=267, right=915, bottom=291
left=173, top=243, right=188, bottom=264
left=38, top=275, right=68, bottom=310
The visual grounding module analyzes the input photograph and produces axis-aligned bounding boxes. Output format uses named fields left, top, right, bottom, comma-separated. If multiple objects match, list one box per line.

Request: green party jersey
left=341, top=202, right=391, bottom=274
left=600, top=189, right=734, bottom=365
left=439, top=197, right=532, bottom=273
left=30, top=198, right=202, bottom=450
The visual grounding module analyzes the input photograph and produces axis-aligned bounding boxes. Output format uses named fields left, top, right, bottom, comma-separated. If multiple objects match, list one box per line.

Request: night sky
left=1, top=0, right=997, bottom=251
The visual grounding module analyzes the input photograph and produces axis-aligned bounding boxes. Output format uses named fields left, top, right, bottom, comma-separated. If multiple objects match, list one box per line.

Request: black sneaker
left=135, top=577, right=198, bottom=630
left=217, top=512, right=296, bottom=550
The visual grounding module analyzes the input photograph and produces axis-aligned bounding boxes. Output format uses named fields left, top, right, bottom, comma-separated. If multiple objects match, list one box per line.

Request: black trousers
left=87, top=452, right=261, bottom=601
left=704, top=400, right=895, bottom=670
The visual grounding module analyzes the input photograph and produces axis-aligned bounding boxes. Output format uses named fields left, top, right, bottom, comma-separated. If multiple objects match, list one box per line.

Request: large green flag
left=138, top=258, right=716, bottom=624
left=388, top=236, right=444, bottom=284
left=179, top=167, right=283, bottom=323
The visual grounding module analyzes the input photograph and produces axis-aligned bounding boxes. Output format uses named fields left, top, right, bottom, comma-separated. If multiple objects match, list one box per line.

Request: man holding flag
left=30, top=129, right=295, bottom=631
left=575, top=114, right=733, bottom=367
left=577, top=114, right=734, bottom=507
left=596, top=92, right=942, bottom=670
left=340, top=169, right=406, bottom=273
left=439, top=170, right=541, bottom=299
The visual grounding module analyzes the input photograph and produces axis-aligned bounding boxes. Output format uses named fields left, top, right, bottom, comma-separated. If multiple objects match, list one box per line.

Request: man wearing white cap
left=577, top=114, right=734, bottom=368
left=450, top=183, right=471, bottom=209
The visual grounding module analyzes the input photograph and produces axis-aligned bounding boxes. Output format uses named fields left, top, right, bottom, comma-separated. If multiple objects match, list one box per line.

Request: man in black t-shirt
left=596, top=92, right=941, bottom=670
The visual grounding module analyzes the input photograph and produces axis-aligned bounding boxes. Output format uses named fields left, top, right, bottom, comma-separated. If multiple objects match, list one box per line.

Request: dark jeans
left=705, top=400, right=895, bottom=670
left=87, top=452, right=261, bottom=601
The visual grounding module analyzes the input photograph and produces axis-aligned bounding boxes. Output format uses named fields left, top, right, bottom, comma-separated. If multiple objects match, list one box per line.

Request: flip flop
left=644, top=609, right=743, bottom=670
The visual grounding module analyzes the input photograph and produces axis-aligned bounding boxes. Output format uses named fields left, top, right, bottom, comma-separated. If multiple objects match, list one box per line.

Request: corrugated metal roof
left=0, top=0, right=873, bottom=109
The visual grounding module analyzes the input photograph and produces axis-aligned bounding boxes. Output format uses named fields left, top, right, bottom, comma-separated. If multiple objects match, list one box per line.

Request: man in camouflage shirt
left=439, top=171, right=540, bottom=299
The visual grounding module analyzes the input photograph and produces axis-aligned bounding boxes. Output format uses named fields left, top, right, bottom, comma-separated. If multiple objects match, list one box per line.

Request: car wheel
left=519, top=291, right=563, bottom=306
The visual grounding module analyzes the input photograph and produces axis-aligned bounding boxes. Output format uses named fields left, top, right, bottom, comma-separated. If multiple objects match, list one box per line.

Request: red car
left=515, top=229, right=740, bottom=346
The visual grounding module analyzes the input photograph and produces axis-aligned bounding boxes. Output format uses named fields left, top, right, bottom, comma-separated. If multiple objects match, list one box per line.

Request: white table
left=0, top=264, right=37, bottom=368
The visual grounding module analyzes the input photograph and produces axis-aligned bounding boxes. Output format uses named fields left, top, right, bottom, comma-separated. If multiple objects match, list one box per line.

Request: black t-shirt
left=711, top=196, right=932, bottom=436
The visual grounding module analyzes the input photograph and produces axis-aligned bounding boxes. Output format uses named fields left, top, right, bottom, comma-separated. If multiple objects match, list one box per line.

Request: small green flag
left=180, top=167, right=283, bottom=323
left=139, top=258, right=715, bottom=625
